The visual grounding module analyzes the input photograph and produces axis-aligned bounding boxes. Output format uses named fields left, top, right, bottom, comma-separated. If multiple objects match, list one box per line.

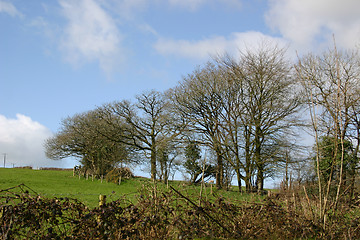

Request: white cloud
left=107, top=0, right=242, bottom=16
left=0, top=114, right=67, bottom=168
left=0, top=1, right=23, bottom=17
left=154, top=31, right=289, bottom=61
left=59, top=0, right=123, bottom=73
left=167, top=0, right=242, bottom=11
left=108, top=0, right=148, bottom=20
left=57, top=0, right=244, bottom=71
left=168, top=0, right=206, bottom=11
left=266, top=0, right=360, bottom=50
left=155, top=35, right=227, bottom=60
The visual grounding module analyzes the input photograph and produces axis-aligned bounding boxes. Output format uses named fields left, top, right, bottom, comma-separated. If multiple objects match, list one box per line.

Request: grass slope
left=0, top=168, right=147, bottom=208
left=0, top=168, right=266, bottom=208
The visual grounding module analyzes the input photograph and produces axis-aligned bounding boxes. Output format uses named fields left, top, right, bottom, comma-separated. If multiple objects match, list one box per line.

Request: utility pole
left=3, top=153, right=6, bottom=168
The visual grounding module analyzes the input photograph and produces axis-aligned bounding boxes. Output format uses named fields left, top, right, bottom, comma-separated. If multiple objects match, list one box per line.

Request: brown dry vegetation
left=1, top=183, right=360, bottom=239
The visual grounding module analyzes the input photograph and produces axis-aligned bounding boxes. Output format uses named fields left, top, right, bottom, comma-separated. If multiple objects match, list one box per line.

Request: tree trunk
left=235, top=168, right=242, bottom=192
left=256, top=165, right=264, bottom=192
left=215, top=147, right=223, bottom=189
left=244, top=125, right=253, bottom=193
left=349, top=125, right=360, bottom=203
left=150, top=146, right=157, bottom=181
left=245, top=176, right=252, bottom=192
left=255, top=123, right=263, bottom=192
left=163, top=160, right=168, bottom=184
left=159, top=158, right=164, bottom=182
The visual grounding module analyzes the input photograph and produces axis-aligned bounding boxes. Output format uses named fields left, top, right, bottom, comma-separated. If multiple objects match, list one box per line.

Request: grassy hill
left=0, top=168, right=148, bottom=208
left=0, top=168, right=265, bottom=208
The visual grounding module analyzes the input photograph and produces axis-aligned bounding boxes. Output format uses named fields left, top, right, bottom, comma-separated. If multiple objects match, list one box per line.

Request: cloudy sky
left=1, top=0, right=360, bottom=169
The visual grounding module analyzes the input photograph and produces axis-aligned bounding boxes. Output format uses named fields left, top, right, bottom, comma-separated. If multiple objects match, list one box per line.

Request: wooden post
left=209, top=180, right=214, bottom=195
left=99, top=195, right=106, bottom=207
left=97, top=195, right=106, bottom=223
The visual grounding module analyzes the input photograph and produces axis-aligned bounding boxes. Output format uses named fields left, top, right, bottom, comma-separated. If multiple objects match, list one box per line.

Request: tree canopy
left=45, top=42, right=360, bottom=196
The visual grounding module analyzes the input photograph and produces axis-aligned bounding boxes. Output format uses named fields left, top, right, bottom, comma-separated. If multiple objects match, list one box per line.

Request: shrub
left=105, top=167, right=134, bottom=184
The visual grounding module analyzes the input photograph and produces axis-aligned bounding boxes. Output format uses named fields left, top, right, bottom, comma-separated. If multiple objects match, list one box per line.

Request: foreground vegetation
left=1, top=168, right=360, bottom=239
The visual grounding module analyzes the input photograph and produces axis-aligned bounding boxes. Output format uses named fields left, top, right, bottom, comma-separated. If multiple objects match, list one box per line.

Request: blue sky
left=1, top=0, right=360, bottom=171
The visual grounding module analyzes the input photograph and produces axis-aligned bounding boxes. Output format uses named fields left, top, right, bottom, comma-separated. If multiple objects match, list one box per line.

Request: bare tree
left=98, top=90, right=181, bottom=181
left=218, top=43, right=302, bottom=192
left=170, top=62, right=227, bottom=189
left=296, top=45, right=360, bottom=223
left=45, top=110, right=132, bottom=176
left=170, top=43, right=302, bottom=191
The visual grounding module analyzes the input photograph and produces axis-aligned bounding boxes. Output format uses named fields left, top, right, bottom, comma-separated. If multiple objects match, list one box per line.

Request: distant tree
left=44, top=110, right=132, bottom=177
left=98, top=90, right=182, bottom=181
left=170, top=63, right=226, bottom=188
left=171, top=43, right=302, bottom=191
left=182, top=140, right=216, bottom=184
left=217, top=43, right=303, bottom=192
left=183, top=140, right=202, bottom=183
left=316, top=135, right=356, bottom=186
left=157, top=139, right=182, bottom=184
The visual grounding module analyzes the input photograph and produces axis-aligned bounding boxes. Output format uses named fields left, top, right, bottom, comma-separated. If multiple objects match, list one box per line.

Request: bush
left=14, top=166, right=33, bottom=169
left=105, top=167, right=134, bottom=184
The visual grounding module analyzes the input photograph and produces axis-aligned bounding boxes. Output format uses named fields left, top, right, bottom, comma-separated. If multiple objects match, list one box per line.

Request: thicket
left=1, top=184, right=360, bottom=239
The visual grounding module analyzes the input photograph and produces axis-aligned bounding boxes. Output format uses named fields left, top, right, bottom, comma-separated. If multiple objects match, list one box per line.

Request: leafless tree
left=218, top=43, right=303, bottom=192
left=45, top=110, right=131, bottom=176
left=296, top=44, right=360, bottom=224
left=171, top=43, right=302, bottom=191
left=169, top=62, right=227, bottom=189
left=98, top=90, right=181, bottom=181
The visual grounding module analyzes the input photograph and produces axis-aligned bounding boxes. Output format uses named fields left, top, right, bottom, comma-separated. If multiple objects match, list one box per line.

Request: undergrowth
left=1, top=183, right=360, bottom=239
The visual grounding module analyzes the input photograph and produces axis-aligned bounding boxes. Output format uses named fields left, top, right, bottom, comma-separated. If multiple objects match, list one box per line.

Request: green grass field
left=0, top=168, right=265, bottom=208
left=0, top=168, right=148, bottom=208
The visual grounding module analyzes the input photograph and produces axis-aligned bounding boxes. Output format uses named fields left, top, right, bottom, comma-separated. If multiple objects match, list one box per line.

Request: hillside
left=0, top=168, right=265, bottom=208
left=0, top=168, right=147, bottom=208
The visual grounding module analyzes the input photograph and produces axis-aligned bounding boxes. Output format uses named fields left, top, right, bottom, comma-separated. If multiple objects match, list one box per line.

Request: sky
left=1, top=0, right=360, bottom=171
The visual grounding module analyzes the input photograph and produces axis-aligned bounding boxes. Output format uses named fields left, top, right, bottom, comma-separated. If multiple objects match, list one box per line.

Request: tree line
left=45, top=42, right=360, bottom=194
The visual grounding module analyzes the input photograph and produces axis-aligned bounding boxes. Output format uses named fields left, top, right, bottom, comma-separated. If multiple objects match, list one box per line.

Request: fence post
left=99, top=195, right=106, bottom=207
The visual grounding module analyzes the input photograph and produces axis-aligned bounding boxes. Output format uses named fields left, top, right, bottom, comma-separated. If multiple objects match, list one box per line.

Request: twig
left=19, top=184, right=39, bottom=196
left=303, top=186, right=314, bottom=221
left=170, top=186, right=233, bottom=235
left=0, top=183, right=38, bottom=196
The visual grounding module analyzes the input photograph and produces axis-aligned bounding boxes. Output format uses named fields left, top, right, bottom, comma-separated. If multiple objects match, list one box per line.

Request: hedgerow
left=1, top=184, right=359, bottom=239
